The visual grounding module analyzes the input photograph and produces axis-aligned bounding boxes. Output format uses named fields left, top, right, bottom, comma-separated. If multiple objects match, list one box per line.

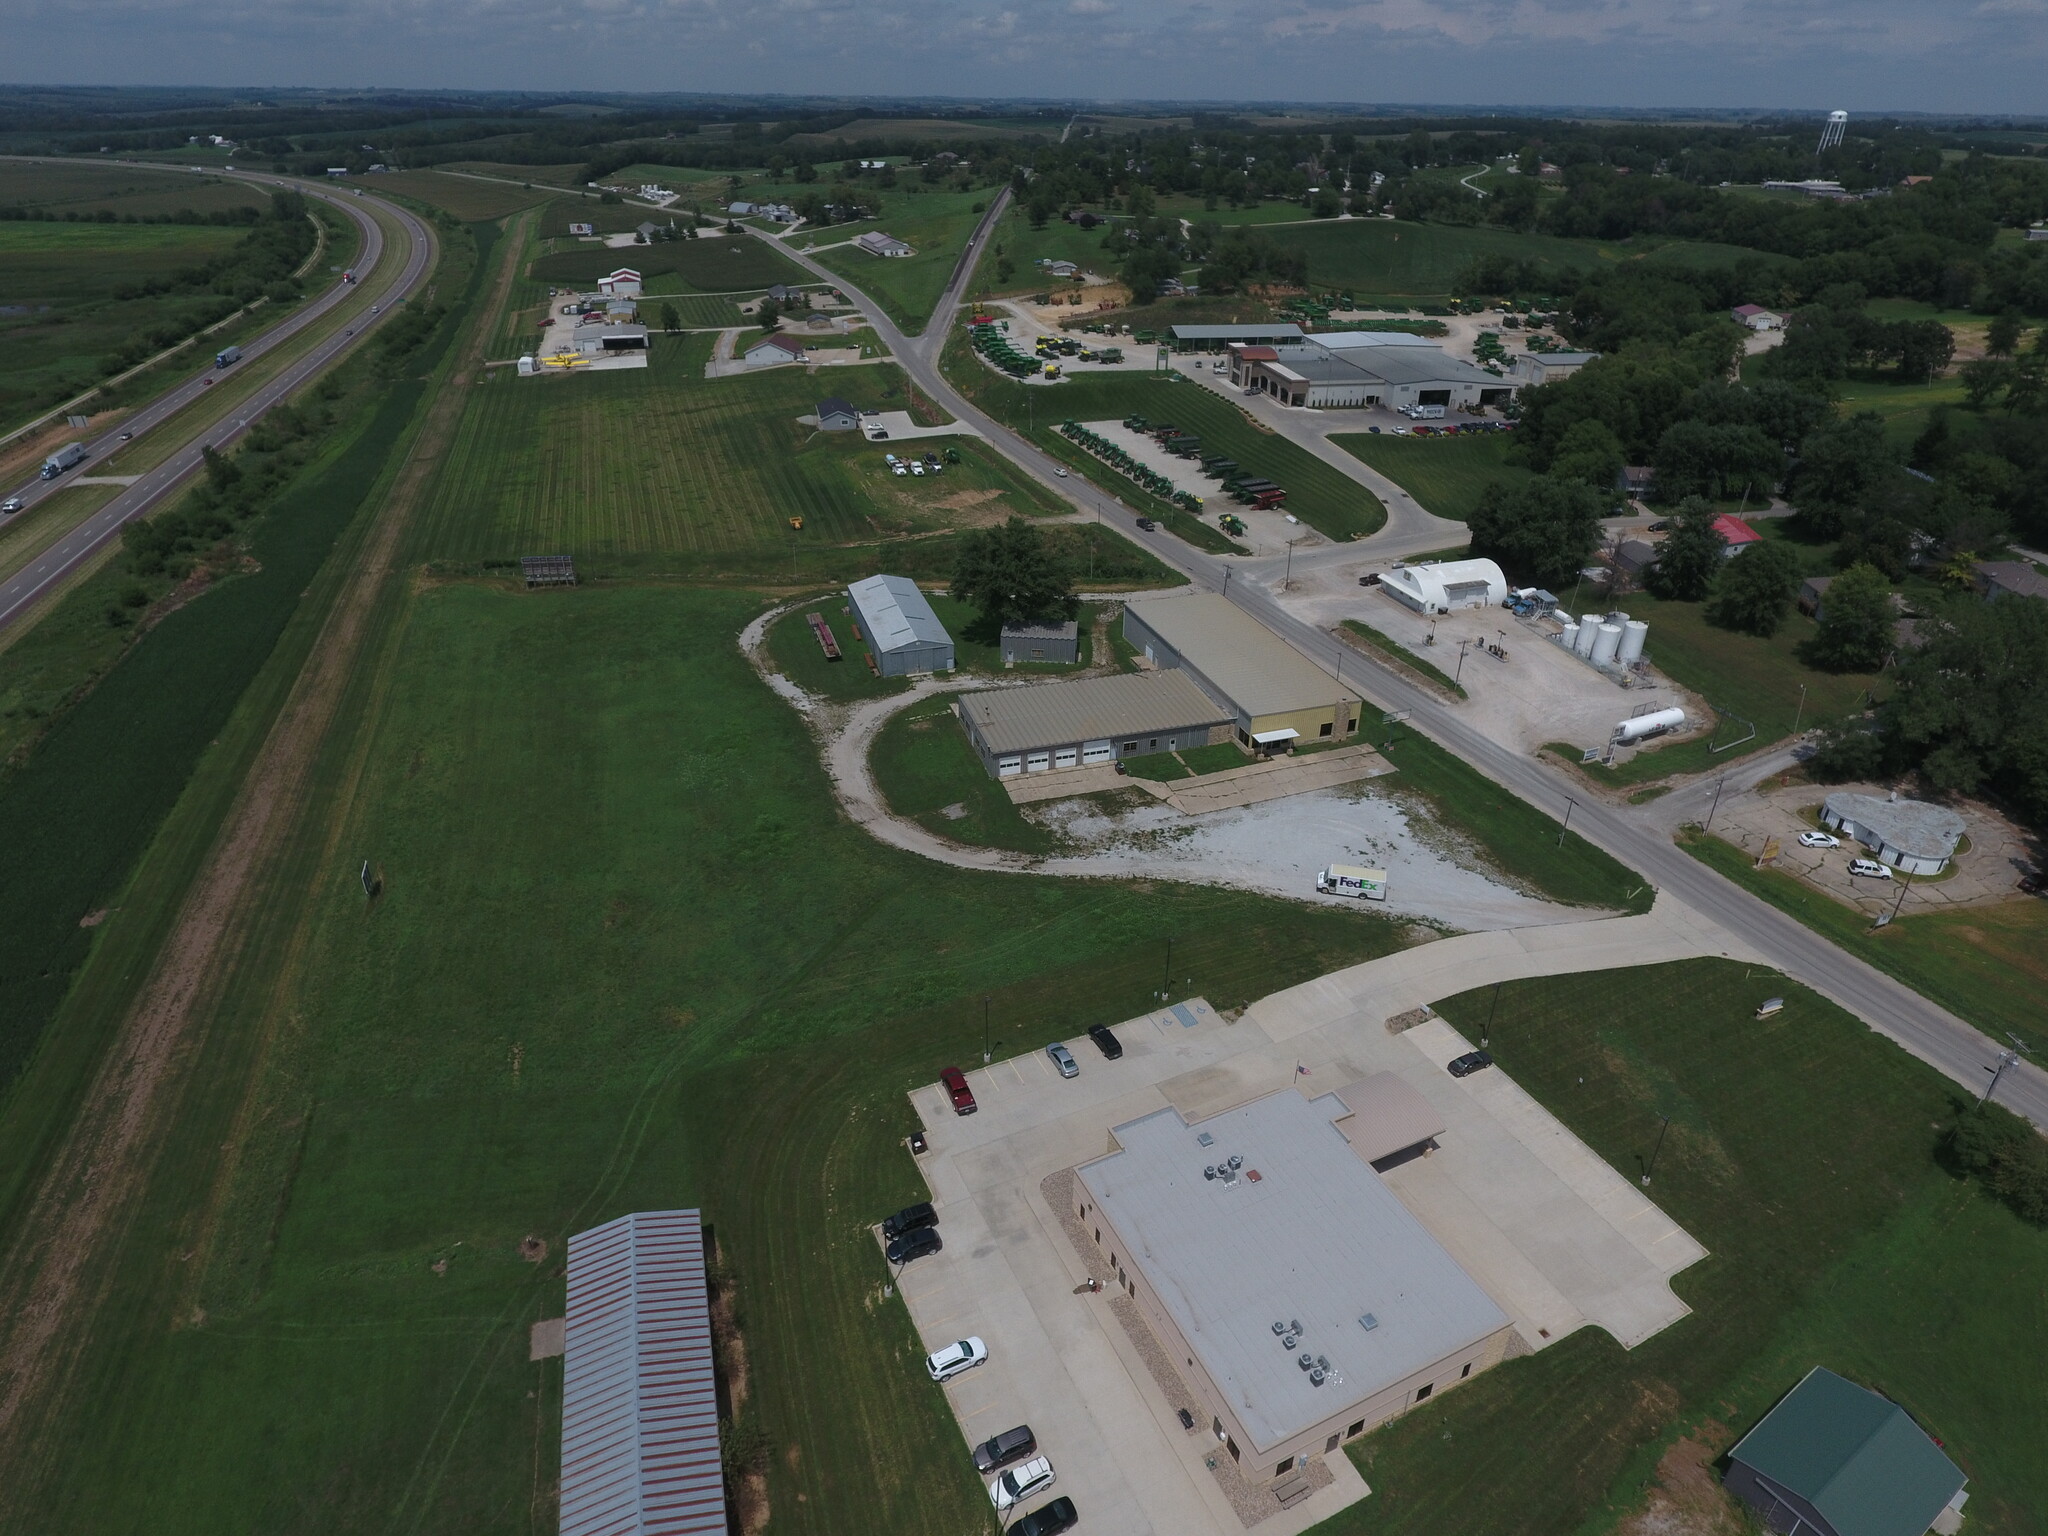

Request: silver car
left=1047, top=1043, right=1078, bottom=1079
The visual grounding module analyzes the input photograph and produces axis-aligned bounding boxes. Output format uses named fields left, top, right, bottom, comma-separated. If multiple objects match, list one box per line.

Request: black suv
left=1088, top=1024, right=1123, bottom=1060
left=886, top=1227, right=942, bottom=1264
left=1012, top=1496, right=1077, bottom=1536
left=1447, top=1050, right=1495, bottom=1078
left=882, top=1202, right=936, bottom=1240
left=973, top=1423, right=1037, bottom=1473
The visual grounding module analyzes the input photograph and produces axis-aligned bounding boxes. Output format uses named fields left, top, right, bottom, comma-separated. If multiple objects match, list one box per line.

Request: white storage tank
left=1592, top=623, right=1623, bottom=666
left=517, top=354, right=536, bottom=376
left=1616, top=707, right=1687, bottom=743
left=1619, top=619, right=1649, bottom=664
left=1574, top=614, right=1601, bottom=656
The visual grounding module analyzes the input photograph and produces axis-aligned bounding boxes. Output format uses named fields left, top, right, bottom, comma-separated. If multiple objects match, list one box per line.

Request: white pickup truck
left=1316, top=864, right=1388, bottom=901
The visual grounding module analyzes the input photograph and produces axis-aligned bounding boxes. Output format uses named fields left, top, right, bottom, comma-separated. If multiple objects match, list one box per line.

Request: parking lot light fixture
left=1641, top=1114, right=1671, bottom=1186
left=983, top=994, right=991, bottom=1064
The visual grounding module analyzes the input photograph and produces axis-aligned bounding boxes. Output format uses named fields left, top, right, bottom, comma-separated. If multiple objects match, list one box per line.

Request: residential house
left=1973, top=559, right=2048, bottom=603
left=856, top=231, right=915, bottom=258
left=742, top=333, right=810, bottom=368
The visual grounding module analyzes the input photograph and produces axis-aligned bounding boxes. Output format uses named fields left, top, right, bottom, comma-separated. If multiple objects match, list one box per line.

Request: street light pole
left=1454, top=639, right=1470, bottom=688
left=1482, top=979, right=1502, bottom=1049
left=1640, top=1114, right=1671, bottom=1186
left=1792, top=683, right=1807, bottom=735
left=982, top=994, right=991, bottom=1064
left=1704, top=774, right=1727, bottom=834
left=1162, top=937, right=1174, bottom=1002
left=1557, top=796, right=1577, bottom=848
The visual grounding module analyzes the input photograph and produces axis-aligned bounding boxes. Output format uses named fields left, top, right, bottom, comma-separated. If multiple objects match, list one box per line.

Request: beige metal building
left=1073, top=1080, right=1514, bottom=1486
left=956, top=669, right=1230, bottom=778
left=1122, top=594, right=1359, bottom=754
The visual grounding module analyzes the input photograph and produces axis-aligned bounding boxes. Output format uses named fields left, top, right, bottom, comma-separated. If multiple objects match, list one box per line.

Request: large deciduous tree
left=950, top=517, right=1077, bottom=635
left=1644, top=497, right=1725, bottom=601
left=1467, top=476, right=1604, bottom=589
left=1807, top=562, right=1896, bottom=672
left=1707, top=541, right=1803, bottom=636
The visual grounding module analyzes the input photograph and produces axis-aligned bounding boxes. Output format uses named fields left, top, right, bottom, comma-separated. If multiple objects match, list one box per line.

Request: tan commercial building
left=956, top=668, right=1230, bottom=778
left=1122, top=593, right=1358, bottom=754
left=1073, top=1079, right=1515, bottom=1486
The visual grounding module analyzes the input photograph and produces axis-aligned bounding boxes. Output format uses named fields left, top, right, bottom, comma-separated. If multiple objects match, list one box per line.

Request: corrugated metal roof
left=1077, top=1090, right=1508, bottom=1452
left=848, top=574, right=952, bottom=656
left=1125, top=594, right=1355, bottom=720
left=562, top=1211, right=729, bottom=1536
left=1728, top=1367, right=1964, bottom=1536
left=1171, top=324, right=1306, bottom=340
left=1309, top=330, right=1440, bottom=350
left=960, top=669, right=1226, bottom=754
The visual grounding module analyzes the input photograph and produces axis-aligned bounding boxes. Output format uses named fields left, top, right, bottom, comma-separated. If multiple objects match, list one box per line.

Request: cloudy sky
left=18, top=0, right=2048, bottom=115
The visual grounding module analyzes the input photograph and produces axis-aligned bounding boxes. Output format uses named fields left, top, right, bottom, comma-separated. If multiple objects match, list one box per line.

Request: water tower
left=1817, top=110, right=1848, bottom=154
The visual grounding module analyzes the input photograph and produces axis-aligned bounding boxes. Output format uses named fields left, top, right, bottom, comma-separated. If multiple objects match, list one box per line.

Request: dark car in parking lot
left=886, top=1226, right=942, bottom=1264
left=973, top=1423, right=1037, bottom=1473
left=1088, top=1024, right=1123, bottom=1060
left=942, top=1065, right=977, bottom=1114
left=882, top=1202, right=936, bottom=1240
left=1012, top=1496, right=1078, bottom=1536
left=1447, top=1050, right=1494, bottom=1078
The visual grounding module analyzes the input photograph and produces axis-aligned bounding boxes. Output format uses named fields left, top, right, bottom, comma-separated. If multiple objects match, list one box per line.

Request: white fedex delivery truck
left=1316, top=864, right=1388, bottom=901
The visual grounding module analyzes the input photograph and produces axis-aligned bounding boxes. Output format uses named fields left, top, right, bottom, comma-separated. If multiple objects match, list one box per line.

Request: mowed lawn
left=807, top=188, right=990, bottom=333
left=407, top=337, right=1066, bottom=575
left=530, top=235, right=814, bottom=294
left=0, top=220, right=248, bottom=302
left=1331, top=959, right=2048, bottom=1536
left=12, top=583, right=1416, bottom=1533
left=1330, top=430, right=1536, bottom=521
left=339, top=170, right=557, bottom=221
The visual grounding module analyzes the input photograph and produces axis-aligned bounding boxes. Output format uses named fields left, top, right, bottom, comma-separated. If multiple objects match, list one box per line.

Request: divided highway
left=0, top=163, right=436, bottom=634
left=762, top=218, right=2048, bottom=1130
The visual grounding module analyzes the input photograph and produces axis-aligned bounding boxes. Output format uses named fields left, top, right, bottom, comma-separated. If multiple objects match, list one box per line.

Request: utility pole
left=1792, top=683, right=1807, bottom=735
left=1704, top=774, right=1727, bottom=834
left=1557, top=796, right=1577, bottom=848
left=1980, top=1036, right=2032, bottom=1106
left=1482, top=979, right=1502, bottom=1049
left=1161, top=937, right=1174, bottom=1002
left=982, top=994, right=992, bottom=1064
left=1454, top=639, right=1470, bottom=688
left=1640, top=1114, right=1671, bottom=1186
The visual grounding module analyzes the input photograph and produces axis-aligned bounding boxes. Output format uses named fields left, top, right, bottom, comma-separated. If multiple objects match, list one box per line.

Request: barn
left=847, top=574, right=955, bottom=676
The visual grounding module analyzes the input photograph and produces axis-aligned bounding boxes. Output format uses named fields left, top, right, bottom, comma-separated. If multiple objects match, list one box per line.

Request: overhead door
left=1082, top=740, right=1113, bottom=765
left=997, top=756, right=1023, bottom=777
left=1026, top=751, right=1051, bottom=773
left=1053, top=747, right=1079, bottom=769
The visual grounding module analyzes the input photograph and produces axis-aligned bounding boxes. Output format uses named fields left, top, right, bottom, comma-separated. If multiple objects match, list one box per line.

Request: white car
left=0, top=497, right=23, bottom=515
left=925, top=1337, right=988, bottom=1383
left=1848, top=858, right=1893, bottom=880
left=1053, top=467, right=1068, bottom=477
left=1798, top=831, right=1840, bottom=849
left=990, top=1456, right=1056, bottom=1512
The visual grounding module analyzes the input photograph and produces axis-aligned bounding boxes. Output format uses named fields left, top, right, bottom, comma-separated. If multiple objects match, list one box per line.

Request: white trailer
left=40, top=442, right=86, bottom=479
left=1316, top=864, right=1389, bottom=901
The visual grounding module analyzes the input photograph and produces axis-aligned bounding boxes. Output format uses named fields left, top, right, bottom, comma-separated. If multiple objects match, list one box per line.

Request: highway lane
left=760, top=220, right=2048, bottom=1130
left=0, top=163, right=436, bottom=634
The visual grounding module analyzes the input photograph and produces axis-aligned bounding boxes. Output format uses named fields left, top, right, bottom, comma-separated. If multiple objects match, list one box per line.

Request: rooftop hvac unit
left=1281, top=1333, right=1299, bottom=1350
left=1298, top=1353, right=1315, bottom=1371
left=1316, top=1355, right=1331, bottom=1372
left=1271, top=1321, right=1289, bottom=1336
left=1290, top=1319, right=1303, bottom=1335
left=1204, top=1165, right=1217, bottom=1180
left=1197, top=1132, right=1215, bottom=1147
left=1309, top=1368, right=1327, bottom=1387
left=1227, top=1154, right=1243, bottom=1171
left=1358, top=1313, right=1379, bottom=1331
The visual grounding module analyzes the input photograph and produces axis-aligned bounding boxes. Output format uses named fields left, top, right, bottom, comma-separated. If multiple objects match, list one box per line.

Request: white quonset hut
left=1379, top=558, right=1508, bottom=615
left=1820, top=792, right=1966, bottom=876
left=562, top=1210, right=729, bottom=1536
left=1073, top=1084, right=1513, bottom=1486
left=847, top=574, right=954, bottom=676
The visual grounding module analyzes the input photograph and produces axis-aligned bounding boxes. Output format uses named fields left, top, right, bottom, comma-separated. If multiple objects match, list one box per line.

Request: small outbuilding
left=598, top=268, right=643, bottom=297
left=1820, top=792, right=1965, bottom=876
left=1724, top=1366, right=1966, bottom=1536
left=1000, top=619, right=1079, bottom=665
left=856, top=231, right=914, bottom=258
left=1379, top=558, right=1509, bottom=615
left=743, top=334, right=809, bottom=368
left=1511, top=351, right=1600, bottom=385
left=1799, top=575, right=1835, bottom=617
left=1732, top=304, right=1785, bottom=331
left=815, top=398, right=860, bottom=431
left=1712, top=514, right=1763, bottom=557
left=847, top=574, right=954, bottom=676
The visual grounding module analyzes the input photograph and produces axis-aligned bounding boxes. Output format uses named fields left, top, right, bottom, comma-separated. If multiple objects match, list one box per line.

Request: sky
left=14, top=0, right=2048, bottom=116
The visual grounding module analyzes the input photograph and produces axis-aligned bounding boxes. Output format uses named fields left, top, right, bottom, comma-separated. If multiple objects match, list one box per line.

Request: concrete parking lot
left=893, top=914, right=1717, bottom=1532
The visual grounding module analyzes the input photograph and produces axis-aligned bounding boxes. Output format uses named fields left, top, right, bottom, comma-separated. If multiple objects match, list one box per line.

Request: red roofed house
left=1712, top=514, right=1763, bottom=558
left=1731, top=304, right=1782, bottom=331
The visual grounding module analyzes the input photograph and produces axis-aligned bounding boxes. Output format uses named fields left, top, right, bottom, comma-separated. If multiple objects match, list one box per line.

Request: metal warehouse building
left=1122, top=593, right=1358, bottom=753
left=1073, top=1084, right=1514, bottom=1489
left=1000, top=619, right=1079, bottom=666
left=847, top=574, right=955, bottom=677
left=957, top=669, right=1229, bottom=777
left=561, top=1210, right=728, bottom=1536
left=1170, top=322, right=1307, bottom=351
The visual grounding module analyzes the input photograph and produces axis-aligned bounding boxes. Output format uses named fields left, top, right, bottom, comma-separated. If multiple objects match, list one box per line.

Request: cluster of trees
left=1945, top=1099, right=2048, bottom=1227
left=109, top=190, right=317, bottom=308
left=949, top=518, right=1078, bottom=639
left=0, top=202, right=266, bottom=226
left=1765, top=289, right=1956, bottom=383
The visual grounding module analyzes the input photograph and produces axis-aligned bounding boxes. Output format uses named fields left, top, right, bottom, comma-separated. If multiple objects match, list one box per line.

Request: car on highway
left=886, top=1226, right=942, bottom=1264
left=1087, top=1024, right=1122, bottom=1060
left=1053, top=467, right=1067, bottom=477
left=1447, top=1050, right=1495, bottom=1077
left=990, top=1456, right=1056, bottom=1513
left=1134, top=517, right=1156, bottom=531
left=1011, top=1497, right=1078, bottom=1536
left=941, top=1065, right=977, bottom=1115
left=882, top=1202, right=936, bottom=1240
left=119, top=430, right=133, bottom=440
left=1798, top=831, right=1840, bottom=849
left=1046, top=1043, right=1078, bottom=1078
left=0, top=497, right=22, bottom=515
left=973, top=1423, right=1037, bottom=1473
left=925, top=1337, right=988, bottom=1382
left=1848, top=858, right=1893, bottom=880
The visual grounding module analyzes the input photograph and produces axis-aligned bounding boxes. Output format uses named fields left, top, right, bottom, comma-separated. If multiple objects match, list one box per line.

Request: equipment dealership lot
left=893, top=934, right=1707, bottom=1533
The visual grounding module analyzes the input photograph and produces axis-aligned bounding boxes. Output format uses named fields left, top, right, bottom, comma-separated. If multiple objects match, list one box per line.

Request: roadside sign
left=1581, top=747, right=1601, bottom=764
left=1757, top=838, right=1781, bottom=866
left=66, top=414, right=90, bottom=429
left=1380, top=709, right=1411, bottom=726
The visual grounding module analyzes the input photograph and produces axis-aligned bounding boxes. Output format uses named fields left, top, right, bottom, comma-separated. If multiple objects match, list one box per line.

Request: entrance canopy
left=1252, top=728, right=1300, bottom=745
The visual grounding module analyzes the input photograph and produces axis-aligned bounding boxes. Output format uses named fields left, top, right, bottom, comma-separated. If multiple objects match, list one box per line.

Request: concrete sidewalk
left=1004, top=743, right=1389, bottom=814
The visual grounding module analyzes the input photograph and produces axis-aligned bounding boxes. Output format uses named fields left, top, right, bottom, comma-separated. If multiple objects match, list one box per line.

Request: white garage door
left=997, top=757, right=1023, bottom=777
left=1026, top=751, right=1051, bottom=773
left=1082, top=740, right=1113, bottom=764
left=1053, top=747, right=1079, bottom=769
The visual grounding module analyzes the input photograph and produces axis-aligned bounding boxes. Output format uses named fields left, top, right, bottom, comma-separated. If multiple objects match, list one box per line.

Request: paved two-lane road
left=0, top=163, right=436, bottom=634
left=758, top=216, right=2048, bottom=1131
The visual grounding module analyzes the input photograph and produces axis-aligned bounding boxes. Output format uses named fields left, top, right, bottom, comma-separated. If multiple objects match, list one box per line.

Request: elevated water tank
left=1619, top=619, right=1649, bottom=664
left=1591, top=623, right=1623, bottom=666
left=1616, top=706, right=1687, bottom=743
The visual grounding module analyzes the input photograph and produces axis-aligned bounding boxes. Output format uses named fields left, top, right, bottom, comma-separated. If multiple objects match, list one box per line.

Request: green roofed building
left=1725, top=1367, right=1967, bottom=1536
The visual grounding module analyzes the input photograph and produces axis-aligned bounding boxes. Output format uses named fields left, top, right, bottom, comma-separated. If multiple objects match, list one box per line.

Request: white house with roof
left=856, top=231, right=914, bottom=258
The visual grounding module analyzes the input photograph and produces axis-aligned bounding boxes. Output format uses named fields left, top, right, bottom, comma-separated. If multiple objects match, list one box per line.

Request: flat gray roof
left=1125, top=593, right=1354, bottom=720
left=1173, top=324, right=1306, bottom=340
left=1823, top=792, right=1966, bottom=859
left=959, top=669, right=1225, bottom=755
left=848, top=574, right=952, bottom=656
left=1078, top=1089, right=1507, bottom=1452
left=1001, top=620, right=1079, bottom=641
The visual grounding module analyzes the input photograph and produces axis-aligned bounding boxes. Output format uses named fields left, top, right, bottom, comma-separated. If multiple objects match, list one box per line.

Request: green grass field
left=1340, top=618, right=1467, bottom=697
left=530, top=235, right=812, bottom=294
left=807, top=189, right=990, bottom=334
left=439, top=161, right=589, bottom=188
left=1681, top=831, right=2048, bottom=1058
left=1552, top=588, right=1879, bottom=785
left=340, top=170, right=556, bottom=222
left=1330, top=430, right=1535, bottom=521
left=2, top=580, right=1415, bottom=1531
left=408, top=337, right=1069, bottom=578
left=870, top=688, right=1061, bottom=853
left=1329, top=959, right=2048, bottom=1536
left=0, top=161, right=268, bottom=219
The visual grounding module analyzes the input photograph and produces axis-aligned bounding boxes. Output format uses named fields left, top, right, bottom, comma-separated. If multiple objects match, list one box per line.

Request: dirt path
left=0, top=215, right=517, bottom=1483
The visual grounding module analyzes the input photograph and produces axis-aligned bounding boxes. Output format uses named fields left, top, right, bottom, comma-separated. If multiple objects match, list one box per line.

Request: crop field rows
left=0, top=162, right=270, bottom=219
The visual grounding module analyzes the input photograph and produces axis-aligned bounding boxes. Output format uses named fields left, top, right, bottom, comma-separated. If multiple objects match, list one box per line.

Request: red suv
left=941, top=1066, right=977, bottom=1115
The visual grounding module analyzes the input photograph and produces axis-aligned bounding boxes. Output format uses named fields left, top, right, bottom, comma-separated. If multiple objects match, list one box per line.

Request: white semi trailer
left=1316, top=864, right=1389, bottom=900
left=40, top=442, right=86, bottom=479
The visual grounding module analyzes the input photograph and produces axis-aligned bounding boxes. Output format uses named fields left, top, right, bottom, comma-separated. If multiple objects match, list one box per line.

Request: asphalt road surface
left=0, top=163, right=436, bottom=634
left=761, top=217, right=2048, bottom=1130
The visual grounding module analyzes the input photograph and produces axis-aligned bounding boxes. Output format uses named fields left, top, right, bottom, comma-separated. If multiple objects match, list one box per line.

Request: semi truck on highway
left=40, top=442, right=86, bottom=479
left=215, top=345, right=242, bottom=368
left=1316, top=864, right=1388, bottom=901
